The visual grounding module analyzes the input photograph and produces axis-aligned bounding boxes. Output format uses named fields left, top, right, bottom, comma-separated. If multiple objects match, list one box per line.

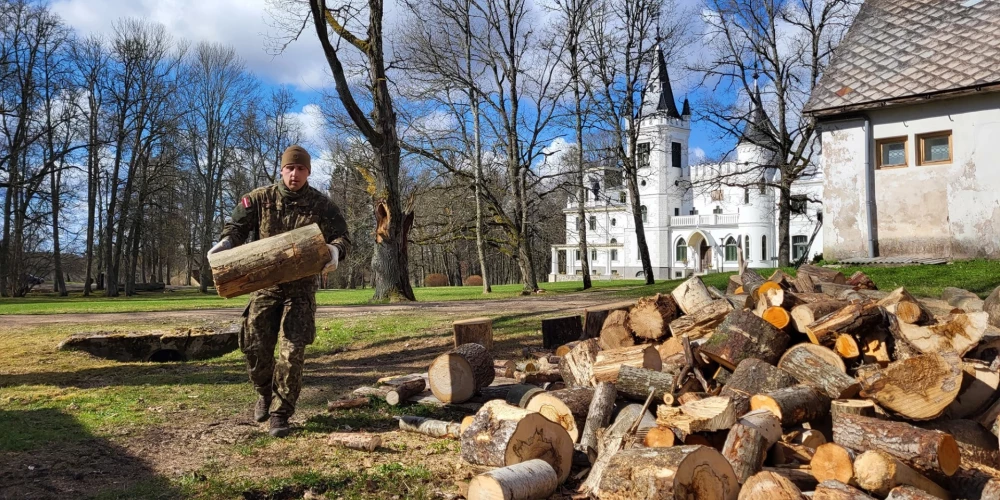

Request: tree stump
left=595, top=446, right=739, bottom=500
left=701, top=310, right=790, bottom=370
left=453, top=317, right=494, bottom=351
left=629, top=293, right=679, bottom=341
left=541, top=315, right=582, bottom=349
left=210, top=223, right=329, bottom=298
left=428, top=343, right=495, bottom=404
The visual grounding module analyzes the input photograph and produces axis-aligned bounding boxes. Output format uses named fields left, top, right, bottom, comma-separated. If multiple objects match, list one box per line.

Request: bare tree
left=692, top=0, right=858, bottom=266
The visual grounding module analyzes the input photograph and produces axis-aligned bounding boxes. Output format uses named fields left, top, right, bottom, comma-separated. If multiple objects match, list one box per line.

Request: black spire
left=681, top=97, right=690, bottom=116
left=654, top=46, right=681, bottom=119
left=740, top=73, right=777, bottom=150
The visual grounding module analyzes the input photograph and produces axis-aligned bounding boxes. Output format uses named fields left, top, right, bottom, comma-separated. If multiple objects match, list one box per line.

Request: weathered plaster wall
left=820, top=120, right=869, bottom=260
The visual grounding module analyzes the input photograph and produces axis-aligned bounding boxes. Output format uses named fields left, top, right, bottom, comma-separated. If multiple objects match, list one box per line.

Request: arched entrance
left=687, top=231, right=717, bottom=273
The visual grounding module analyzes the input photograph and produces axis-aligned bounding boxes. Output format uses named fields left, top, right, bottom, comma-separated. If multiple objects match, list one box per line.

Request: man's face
left=281, top=163, right=309, bottom=191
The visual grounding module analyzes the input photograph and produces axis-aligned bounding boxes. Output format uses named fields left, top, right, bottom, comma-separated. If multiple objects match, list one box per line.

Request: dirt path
left=0, top=292, right=631, bottom=327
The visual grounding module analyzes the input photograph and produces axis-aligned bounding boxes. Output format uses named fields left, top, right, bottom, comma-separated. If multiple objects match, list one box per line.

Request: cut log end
left=467, top=459, right=558, bottom=500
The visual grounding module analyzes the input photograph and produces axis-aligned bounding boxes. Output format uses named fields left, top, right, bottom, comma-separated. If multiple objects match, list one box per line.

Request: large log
left=719, top=358, right=799, bottom=416
left=428, top=343, right=495, bottom=404
left=525, top=387, right=593, bottom=443
left=831, top=413, right=960, bottom=477
left=630, top=293, right=680, bottom=340
left=599, top=310, right=634, bottom=350
left=615, top=365, right=675, bottom=402
left=769, top=442, right=816, bottom=467
left=750, top=385, right=830, bottom=426
left=814, top=480, right=877, bottom=500
left=778, top=343, right=860, bottom=399
left=671, top=275, right=715, bottom=314
left=812, top=443, right=857, bottom=485
left=790, top=300, right=850, bottom=334
left=559, top=338, right=600, bottom=388
left=805, top=301, right=885, bottom=347
left=878, top=288, right=929, bottom=325
left=210, top=223, right=329, bottom=298
left=885, top=485, right=944, bottom=500
left=582, top=300, right=635, bottom=339
left=669, top=299, right=734, bottom=340
left=453, top=317, right=494, bottom=351
left=942, top=287, right=984, bottom=312
left=798, top=264, right=847, bottom=285
left=853, top=450, right=950, bottom=499
left=721, top=409, right=783, bottom=483
left=741, top=270, right=769, bottom=299
left=856, top=351, right=962, bottom=421
left=762, top=467, right=819, bottom=492
left=578, top=382, right=616, bottom=453
left=398, top=416, right=462, bottom=439
left=595, top=446, right=739, bottom=500
left=500, top=385, right=544, bottom=408
left=591, top=344, right=661, bottom=383
left=738, top=470, right=805, bottom=500
left=467, top=459, right=558, bottom=500
left=700, top=310, right=790, bottom=370
left=541, top=315, right=582, bottom=349
left=847, top=271, right=877, bottom=290
left=793, top=273, right=818, bottom=294
left=924, top=419, right=1000, bottom=469
left=890, top=312, right=987, bottom=358
left=656, top=396, right=738, bottom=435
left=461, top=400, right=574, bottom=483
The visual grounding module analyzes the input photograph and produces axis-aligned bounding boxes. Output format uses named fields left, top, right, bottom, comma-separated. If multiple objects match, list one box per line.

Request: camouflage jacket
left=221, top=181, right=351, bottom=295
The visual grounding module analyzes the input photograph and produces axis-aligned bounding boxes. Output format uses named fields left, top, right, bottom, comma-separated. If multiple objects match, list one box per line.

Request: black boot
left=268, top=415, right=291, bottom=438
left=254, top=394, right=272, bottom=423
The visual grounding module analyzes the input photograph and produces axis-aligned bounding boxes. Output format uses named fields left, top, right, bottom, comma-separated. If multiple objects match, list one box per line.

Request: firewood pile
left=345, top=264, right=1000, bottom=499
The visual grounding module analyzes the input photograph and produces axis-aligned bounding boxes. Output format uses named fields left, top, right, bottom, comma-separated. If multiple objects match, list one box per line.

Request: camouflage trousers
left=239, top=290, right=317, bottom=418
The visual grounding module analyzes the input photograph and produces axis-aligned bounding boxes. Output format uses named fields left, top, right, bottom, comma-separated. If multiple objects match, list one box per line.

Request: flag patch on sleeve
left=241, top=196, right=251, bottom=209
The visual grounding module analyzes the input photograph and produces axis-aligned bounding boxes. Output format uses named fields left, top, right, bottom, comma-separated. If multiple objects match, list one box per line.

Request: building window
left=744, top=188, right=750, bottom=204
left=790, top=195, right=808, bottom=215
left=792, top=235, right=809, bottom=261
left=640, top=180, right=647, bottom=187
left=917, top=131, right=952, bottom=165
left=619, top=191, right=626, bottom=203
left=725, top=237, right=738, bottom=262
left=588, top=216, right=597, bottom=230
left=761, top=235, right=767, bottom=260
left=744, top=235, right=750, bottom=259
left=591, top=249, right=598, bottom=261
left=610, top=238, right=617, bottom=244
left=641, top=205, right=647, bottom=223
left=672, top=142, right=682, bottom=168
left=611, top=249, right=618, bottom=262
left=576, top=216, right=582, bottom=230
left=674, top=207, right=680, bottom=216
left=575, top=250, right=581, bottom=261
left=876, top=136, right=908, bottom=168
left=636, top=142, right=650, bottom=168
left=611, top=218, right=616, bottom=227
left=713, top=206, right=723, bottom=214
left=676, top=238, right=687, bottom=262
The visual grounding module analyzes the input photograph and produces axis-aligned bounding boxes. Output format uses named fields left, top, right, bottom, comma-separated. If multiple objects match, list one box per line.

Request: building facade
left=550, top=50, right=824, bottom=281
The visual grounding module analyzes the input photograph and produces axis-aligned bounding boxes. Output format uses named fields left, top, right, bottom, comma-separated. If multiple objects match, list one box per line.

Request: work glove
left=206, top=237, right=233, bottom=266
left=322, top=244, right=339, bottom=274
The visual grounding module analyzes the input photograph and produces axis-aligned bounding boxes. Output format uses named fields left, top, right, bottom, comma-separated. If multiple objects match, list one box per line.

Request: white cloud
left=285, top=103, right=326, bottom=149
left=691, top=146, right=707, bottom=164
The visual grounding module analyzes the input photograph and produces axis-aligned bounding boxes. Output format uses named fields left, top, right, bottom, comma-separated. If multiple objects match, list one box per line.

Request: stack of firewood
left=347, top=264, right=1000, bottom=499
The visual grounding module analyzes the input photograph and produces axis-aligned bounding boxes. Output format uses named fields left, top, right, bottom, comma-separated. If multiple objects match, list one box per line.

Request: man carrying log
left=208, top=145, right=351, bottom=437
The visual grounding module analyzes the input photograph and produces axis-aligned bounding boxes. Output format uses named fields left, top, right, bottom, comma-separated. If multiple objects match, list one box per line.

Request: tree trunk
left=670, top=299, right=733, bottom=340
left=831, top=412, right=960, bottom=477
left=721, top=409, right=783, bottom=483
left=428, top=342, right=495, bottom=403
left=856, top=351, right=962, bottom=421
left=453, top=317, right=494, bottom=351
left=701, top=310, right=790, bottom=370
left=595, top=446, right=739, bottom=500
left=49, top=165, right=66, bottom=296
left=853, top=450, right=950, bottom=499
left=750, top=385, right=830, bottom=426
left=467, top=459, right=558, bottom=500
left=777, top=343, right=859, bottom=399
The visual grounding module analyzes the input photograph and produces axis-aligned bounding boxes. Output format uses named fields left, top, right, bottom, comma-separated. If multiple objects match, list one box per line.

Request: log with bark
left=582, top=300, right=635, bottom=339
left=495, top=360, right=516, bottom=379
left=769, top=442, right=816, bottom=466
left=580, top=403, right=657, bottom=494
left=700, top=310, right=790, bottom=370
left=595, top=446, right=739, bottom=500
left=830, top=399, right=877, bottom=419
left=750, top=385, right=830, bottom=426
left=671, top=275, right=716, bottom=314
left=885, top=485, right=945, bottom=500
left=326, top=397, right=371, bottom=411
left=805, top=301, right=886, bottom=347
left=847, top=271, right=878, bottom=291
left=924, top=419, right=1000, bottom=469
left=327, top=432, right=382, bottom=452
left=798, top=264, right=847, bottom=285
left=831, top=413, right=961, bottom=477
left=428, top=343, right=495, bottom=404
left=814, top=480, right=878, bottom=500
left=669, top=299, right=734, bottom=340
left=656, top=396, right=738, bottom=435
left=856, top=351, right=962, bottom=421
left=453, top=317, right=494, bottom=351
left=559, top=338, right=600, bottom=387
left=210, top=223, right=330, bottom=298
left=719, top=358, right=799, bottom=416
left=793, top=273, right=819, bottom=294
left=578, top=382, right=616, bottom=454
left=721, top=409, right=783, bottom=483
left=515, top=370, right=562, bottom=386
left=878, top=288, right=929, bottom=325
left=460, top=400, right=574, bottom=483
left=945, top=467, right=1000, bottom=500
left=398, top=416, right=462, bottom=439
left=738, top=470, right=806, bottom=500
left=599, top=310, right=634, bottom=350
left=741, top=270, right=769, bottom=299
left=466, top=459, right=558, bottom=500
left=762, top=467, right=819, bottom=492
left=942, top=287, right=984, bottom=312
left=790, top=300, right=850, bottom=334
left=629, top=293, right=679, bottom=340
left=986, top=286, right=1000, bottom=328
left=541, top=315, right=582, bottom=349
left=525, top=387, right=593, bottom=443
left=615, top=365, right=675, bottom=402
left=778, top=343, right=860, bottom=399
left=385, top=378, right=427, bottom=406
left=554, top=341, right=578, bottom=357
left=591, top=344, right=661, bottom=383
left=853, top=450, right=950, bottom=499
left=812, top=442, right=857, bottom=486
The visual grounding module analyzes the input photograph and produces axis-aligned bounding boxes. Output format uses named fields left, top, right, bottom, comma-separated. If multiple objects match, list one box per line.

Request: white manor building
left=549, top=49, right=824, bottom=281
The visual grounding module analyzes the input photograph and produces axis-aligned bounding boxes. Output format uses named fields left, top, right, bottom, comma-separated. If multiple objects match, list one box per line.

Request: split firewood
left=856, top=351, right=962, bottom=421
left=677, top=392, right=709, bottom=406
left=453, top=317, right=494, bottom=351
left=582, top=300, right=634, bottom=339
left=643, top=426, right=676, bottom=447
left=769, top=269, right=794, bottom=288
left=847, top=271, right=877, bottom=290
left=878, top=288, right=929, bottom=325
left=591, top=344, right=661, bottom=383
left=793, top=273, right=818, bottom=294
left=541, top=315, right=582, bottom=349
left=942, top=287, right=984, bottom=312
left=494, top=360, right=516, bottom=379
left=798, top=264, right=847, bottom=285
left=719, top=358, right=798, bottom=416
left=595, top=446, right=739, bottom=500
left=657, top=337, right=683, bottom=361
left=830, top=399, right=877, bottom=420
left=525, top=387, right=592, bottom=443
left=581, top=402, right=657, bottom=493
left=835, top=334, right=861, bottom=360
left=460, top=400, right=574, bottom=483
left=805, top=301, right=885, bottom=347
left=778, top=343, right=860, bottom=399
left=385, top=378, right=426, bottom=406
left=726, top=294, right=750, bottom=309
left=762, top=467, right=819, bottom=492
left=721, top=409, right=783, bottom=483
left=615, top=365, right=675, bottom=402
left=559, top=338, right=599, bottom=387
left=812, top=443, right=857, bottom=485
left=671, top=275, right=716, bottom=314
left=813, top=480, right=877, bottom=500
left=890, top=312, right=987, bottom=357
left=578, top=381, right=616, bottom=454
left=770, top=442, right=816, bottom=466
left=924, top=419, right=1000, bottom=469
left=790, top=300, right=849, bottom=334
left=629, top=293, right=680, bottom=340
left=669, top=299, right=733, bottom=340
left=862, top=330, right=893, bottom=365
left=428, top=343, right=494, bottom=404
left=700, top=310, right=790, bottom=370
left=327, top=432, right=381, bottom=452
left=210, top=223, right=329, bottom=298
left=397, top=416, right=462, bottom=439
left=727, top=274, right=743, bottom=294
left=750, top=385, right=830, bottom=426
left=554, top=341, right=578, bottom=357
left=945, top=360, right=1000, bottom=419
left=738, top=470, right=806, bottom=500
left=945, top=467, right=1000, bottom=500
left=327, top=397, right=370, bottom=411
left=853, top=450, right=950, bottom=498
left=783, top=427, right=827, bottom=448
left=831, top=413, right=960, bottom=476
left=656, top=396, right=738, bottom=435
left=599, top=309, right=634, bottom=350
left=466, top=459, right=558, bottom=500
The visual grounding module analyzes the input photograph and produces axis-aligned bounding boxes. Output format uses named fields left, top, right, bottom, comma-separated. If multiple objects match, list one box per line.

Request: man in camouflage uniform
left=208, top=145, right=351, bottom=437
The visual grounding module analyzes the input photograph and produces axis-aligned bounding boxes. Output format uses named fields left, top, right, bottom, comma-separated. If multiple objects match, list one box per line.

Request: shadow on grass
left=0, top=360, right=247, bottom=389
left=0, top=408, right=182, bottom=499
